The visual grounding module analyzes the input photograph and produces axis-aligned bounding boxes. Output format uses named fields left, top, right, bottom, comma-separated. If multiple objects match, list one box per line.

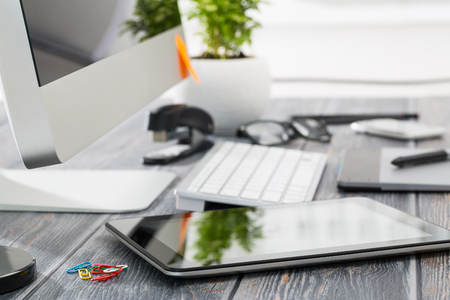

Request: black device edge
left=0, top=257, right=36, bottom=294
left=291, top=113, right=419, bottom=125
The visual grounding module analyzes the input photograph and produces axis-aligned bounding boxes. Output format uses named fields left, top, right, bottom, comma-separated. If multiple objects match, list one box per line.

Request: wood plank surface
left=233, top=98, right=417, bottom=300
left=414, top=99, right=450, bottom=300
left=1, top=97, right=450, bottom=299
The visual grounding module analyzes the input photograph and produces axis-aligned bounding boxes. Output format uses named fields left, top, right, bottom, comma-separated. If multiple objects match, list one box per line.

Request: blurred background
left=2, top=0, right=450, bottom=101
left=179, top=0, right=450, bottom=98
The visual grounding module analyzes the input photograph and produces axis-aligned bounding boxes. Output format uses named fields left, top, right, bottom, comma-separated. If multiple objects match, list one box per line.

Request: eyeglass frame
left=236, top=119, right=332, bottom=146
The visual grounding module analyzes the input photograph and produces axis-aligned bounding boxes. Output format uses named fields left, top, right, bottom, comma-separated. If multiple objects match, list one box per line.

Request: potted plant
left=124, top=0, right=270, bottom=135
left=122, top=0, right=182, bottom=40
left=178, top=0, right=270, bottom=135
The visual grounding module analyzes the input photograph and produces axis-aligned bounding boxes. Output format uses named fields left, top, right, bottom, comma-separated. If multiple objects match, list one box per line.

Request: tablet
left=106, top=197, right=450, bottom=278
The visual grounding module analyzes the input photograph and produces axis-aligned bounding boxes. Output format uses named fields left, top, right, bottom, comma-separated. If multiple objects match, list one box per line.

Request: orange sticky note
left=177, top=51, right=189, bottom=80
left=175, top=34, right=201, bottom=84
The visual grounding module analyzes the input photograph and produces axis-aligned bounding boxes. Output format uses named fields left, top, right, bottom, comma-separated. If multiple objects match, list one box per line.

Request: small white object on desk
left=350, top=118, right=446, bottom=140
left=0, top=169, right=175, bottom=213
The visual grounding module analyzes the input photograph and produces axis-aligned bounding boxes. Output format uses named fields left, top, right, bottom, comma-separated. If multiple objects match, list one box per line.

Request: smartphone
left=350, top=118, right=445, bottom=140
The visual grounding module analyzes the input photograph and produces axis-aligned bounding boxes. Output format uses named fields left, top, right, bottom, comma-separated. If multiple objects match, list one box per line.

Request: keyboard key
left=200, top=187, right=220, bottom=194
left=283, top=197, right=303, bottom=203
left=202, top=183, right=223, bottom=190
left=245, top=184, right=265, bottom=191
left=287, top=186, right=305, bottom=193
left=241, top=190, right=261, bottom=200
left=187, top=186, right=199, bottom=193
left=189, top=181, right=203, bottom=188
left=266, top=185, right=285, bottom=193
left=226, top=181, right=246, bottom=188
left=302, top=153, right=312, bottom=160
left=290, top=177, right=313, bottom=187
left=285, top=191, right=301, bottom=198
left=220, top=189, right=241, bottom=197
left=262, top=191, right=282, bottom=203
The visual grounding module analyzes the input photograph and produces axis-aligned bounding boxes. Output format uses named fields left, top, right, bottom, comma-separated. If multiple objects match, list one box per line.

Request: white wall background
left=179, top=0, right=450, bottom=85
left=0, top=72, right=4, bottom=102
left=251, top=0, right=450, bottom=27
left=3, top=0, right=450, bottom=102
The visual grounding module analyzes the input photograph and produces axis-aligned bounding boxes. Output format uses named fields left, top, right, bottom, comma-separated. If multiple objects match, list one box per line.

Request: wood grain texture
left=413, top=99, right=450, bottom=300
left=27, top=225, right=240, bottom=299
left=233, top=98, right=417, bottom=300
left=232, top=258, right=412, bottom=300
left=1, top=97, right=450, bottom=299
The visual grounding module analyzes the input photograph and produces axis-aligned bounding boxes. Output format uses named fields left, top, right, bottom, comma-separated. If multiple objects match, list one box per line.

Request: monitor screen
left=20, top=0, right=181, bottom=85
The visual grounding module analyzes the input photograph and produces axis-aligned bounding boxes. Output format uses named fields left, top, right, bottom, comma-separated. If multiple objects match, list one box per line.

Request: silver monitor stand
left=0, top=169, right=175, bottom=212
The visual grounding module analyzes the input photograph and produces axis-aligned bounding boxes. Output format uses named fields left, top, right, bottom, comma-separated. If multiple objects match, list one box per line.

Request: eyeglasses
left=236, top=118, right=331, bottom=146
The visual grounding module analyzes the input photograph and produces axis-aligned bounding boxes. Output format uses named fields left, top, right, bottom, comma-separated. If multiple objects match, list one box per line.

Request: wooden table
left=1, top=97, right=448, bottom=299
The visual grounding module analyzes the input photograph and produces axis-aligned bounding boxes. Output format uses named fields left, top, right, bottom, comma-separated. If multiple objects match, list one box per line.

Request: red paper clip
left=91, top=273, right=118, bottom=282
left=91, top=264, right=114, bottom=274
left=91, top=265, right=122, bottom=282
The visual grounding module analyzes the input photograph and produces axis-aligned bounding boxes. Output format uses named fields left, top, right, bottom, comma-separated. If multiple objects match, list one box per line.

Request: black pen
left=391, top=150, right=449, bottom=167
left=292, top=113, right=419, bottom=125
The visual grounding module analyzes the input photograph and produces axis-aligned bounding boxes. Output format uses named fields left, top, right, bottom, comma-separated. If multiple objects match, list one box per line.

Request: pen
left=391, top=150, right=448, bottom=167
left=292, top=113, right=419, bottom=125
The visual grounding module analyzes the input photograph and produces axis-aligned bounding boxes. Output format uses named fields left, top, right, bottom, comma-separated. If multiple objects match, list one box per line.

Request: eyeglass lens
left=245, top=122, right=289, bottom=146
left=292, top=119, right=331, bottom=142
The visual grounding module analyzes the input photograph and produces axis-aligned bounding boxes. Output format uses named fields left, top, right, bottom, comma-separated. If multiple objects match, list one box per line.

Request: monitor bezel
left=0, top=0, right=185, bottom=168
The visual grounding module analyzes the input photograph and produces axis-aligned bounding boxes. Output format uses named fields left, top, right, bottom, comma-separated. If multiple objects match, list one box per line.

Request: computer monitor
left=0, top=0, right=186, bottom=212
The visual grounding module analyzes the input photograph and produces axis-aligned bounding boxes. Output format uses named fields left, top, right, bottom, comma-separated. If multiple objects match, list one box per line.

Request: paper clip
left=91, top=273, right=117, bottom=282
left=90, top=264, right=104, bottom=271
left=92, top=265, right=123, bottom=273
left=91, top=266, right=123, bottom=282
left=103, top=267, right=120, bottom=273
left=91, top=264, right=117, bottom=271
left=115, top=265, right=128, bottom=270
left=92, top=264, right=113, bottom=274
left=91, top=264, right=128, bottom=270
left=78, top=269, right=92, bottom=280
left=103, top=265, right=128, bottom=273
left=66, top=262, right=92, bottom=274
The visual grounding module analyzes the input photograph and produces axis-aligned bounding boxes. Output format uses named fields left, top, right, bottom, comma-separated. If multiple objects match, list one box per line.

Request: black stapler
left=142, top=104, right=214, bottom=164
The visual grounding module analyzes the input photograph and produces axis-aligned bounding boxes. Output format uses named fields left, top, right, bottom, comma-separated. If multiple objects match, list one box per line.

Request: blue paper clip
left=66, top=262, right=92, bottom=274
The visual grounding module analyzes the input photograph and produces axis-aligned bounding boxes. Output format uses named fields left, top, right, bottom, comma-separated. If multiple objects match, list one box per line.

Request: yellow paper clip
left=78, top=268, right=92, bottom=280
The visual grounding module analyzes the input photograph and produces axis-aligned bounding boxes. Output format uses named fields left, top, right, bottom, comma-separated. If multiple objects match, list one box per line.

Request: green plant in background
left=193, top=207, right=264, bottom=266
left=188, top=0, right=262, bottom=59
left=122, top=0, right=181, bottom=42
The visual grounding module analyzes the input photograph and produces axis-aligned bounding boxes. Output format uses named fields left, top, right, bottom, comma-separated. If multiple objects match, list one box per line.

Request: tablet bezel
left=106, top=197, right=450, bottom=277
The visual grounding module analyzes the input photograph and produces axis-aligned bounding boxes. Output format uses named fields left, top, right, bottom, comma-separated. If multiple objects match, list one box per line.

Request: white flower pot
left=175, top=57, right=271, bottom=135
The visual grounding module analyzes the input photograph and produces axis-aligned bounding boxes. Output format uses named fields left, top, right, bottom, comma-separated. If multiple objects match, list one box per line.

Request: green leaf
left=189, top=0, right=263, bottom=58
left=121, top=0, right=182, bottom=42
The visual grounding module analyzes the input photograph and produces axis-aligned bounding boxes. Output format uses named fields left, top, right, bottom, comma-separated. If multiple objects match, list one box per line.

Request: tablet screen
left=107, top=198, right=450, bottom=270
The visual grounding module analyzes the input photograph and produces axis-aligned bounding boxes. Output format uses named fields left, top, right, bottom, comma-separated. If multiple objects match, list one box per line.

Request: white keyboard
left=175, top=141, right=327, bottom=211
